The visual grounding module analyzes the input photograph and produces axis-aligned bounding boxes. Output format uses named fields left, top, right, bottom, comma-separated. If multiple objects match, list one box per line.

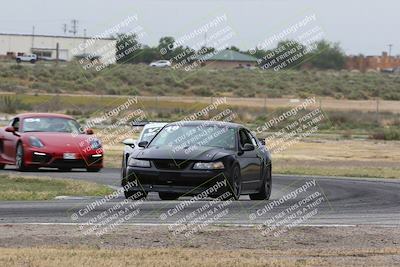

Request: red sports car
left=0, top=113, right=103, bottom=172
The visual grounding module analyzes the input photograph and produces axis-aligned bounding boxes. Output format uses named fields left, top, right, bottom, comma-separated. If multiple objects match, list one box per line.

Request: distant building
left=346, top=52, right=400, bottom=72
left=0, top=33, right=116, bottom=64
left=197, top=49, right=258, bottom=69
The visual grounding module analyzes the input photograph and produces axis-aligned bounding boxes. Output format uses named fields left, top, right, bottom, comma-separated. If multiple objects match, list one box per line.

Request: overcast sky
left=0, top=0, right=398, bottom=55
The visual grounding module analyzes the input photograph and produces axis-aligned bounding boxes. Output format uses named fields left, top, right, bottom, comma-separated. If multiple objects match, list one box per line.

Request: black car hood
left=131, top=145, right=234, bottom=161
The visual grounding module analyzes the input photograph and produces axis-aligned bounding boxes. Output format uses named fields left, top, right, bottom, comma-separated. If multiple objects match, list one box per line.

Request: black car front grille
left=32, top=153, right=52, bottom=163
left=153, top=160, right=192, bottom=170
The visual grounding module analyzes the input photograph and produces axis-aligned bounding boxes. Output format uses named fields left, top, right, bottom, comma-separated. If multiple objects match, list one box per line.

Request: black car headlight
left=128, top=158, right=151, bottom=168
left=193, top=161, right=224, bottom=170
left=29, top=136, right=44, bottom=148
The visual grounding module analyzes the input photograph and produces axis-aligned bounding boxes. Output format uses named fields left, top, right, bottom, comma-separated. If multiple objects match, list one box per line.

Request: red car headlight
left=29, top=136, right=44, bottom=148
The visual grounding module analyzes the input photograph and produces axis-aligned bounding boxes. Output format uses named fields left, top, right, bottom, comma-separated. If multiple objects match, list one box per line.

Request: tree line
left=115, top=34, right=346, bottom=70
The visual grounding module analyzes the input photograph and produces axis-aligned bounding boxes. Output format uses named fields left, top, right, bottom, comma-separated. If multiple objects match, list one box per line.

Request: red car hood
left=24, top=132, right=100, bottom=153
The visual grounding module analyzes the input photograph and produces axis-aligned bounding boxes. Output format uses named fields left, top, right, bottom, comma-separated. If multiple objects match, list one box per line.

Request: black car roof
left=167, top=120, right=243, bottom=129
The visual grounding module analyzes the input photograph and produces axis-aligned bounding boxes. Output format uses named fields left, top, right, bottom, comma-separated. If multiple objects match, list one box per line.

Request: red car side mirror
left=86, top=128, right=94, bottom=135
left=5, top=126, right=15, bottom=132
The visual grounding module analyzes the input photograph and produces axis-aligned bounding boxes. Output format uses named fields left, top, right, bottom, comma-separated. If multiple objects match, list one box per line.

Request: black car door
left=237, top=128, right=262, bottom=191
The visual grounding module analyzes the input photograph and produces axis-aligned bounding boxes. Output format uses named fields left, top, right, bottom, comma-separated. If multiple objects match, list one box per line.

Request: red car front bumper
left=24, top=146, right=103, bottom=169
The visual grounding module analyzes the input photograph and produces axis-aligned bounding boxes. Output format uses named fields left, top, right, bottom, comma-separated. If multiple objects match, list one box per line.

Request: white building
left=0, top=33, right=116, bottom=64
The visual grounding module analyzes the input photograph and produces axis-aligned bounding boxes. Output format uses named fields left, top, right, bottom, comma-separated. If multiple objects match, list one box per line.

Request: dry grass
left=101, top=137, right=400, bottom=178
left=0, top=174, right=113, bottom=200
left=1, top=246, right=400, bottom=267
left=1, top=224, right=399, bottom=266
left=272, top=139, right=400, bottom=178
left=273, top=139, right=400, bottom=163
left=2, top=92, right=400, bottom=113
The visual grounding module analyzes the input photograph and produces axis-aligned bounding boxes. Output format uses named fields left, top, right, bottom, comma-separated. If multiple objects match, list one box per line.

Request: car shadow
left=3, top=166, right=89, bottom=173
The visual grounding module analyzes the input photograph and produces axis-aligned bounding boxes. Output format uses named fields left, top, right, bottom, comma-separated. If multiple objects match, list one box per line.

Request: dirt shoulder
left=0, top=224, right=399, bottom=266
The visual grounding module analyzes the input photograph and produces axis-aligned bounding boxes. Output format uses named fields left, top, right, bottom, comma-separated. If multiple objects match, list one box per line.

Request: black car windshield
left=22, top=117, right=83, bottom=133
left=149, top=124, right=236, bottom=150
left=140, top=126, right=164, bottom=142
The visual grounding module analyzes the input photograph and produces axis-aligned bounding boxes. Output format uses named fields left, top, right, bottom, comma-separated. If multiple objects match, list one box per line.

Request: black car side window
left=247, top=130, right=259, bottom=147
left=239, top=129, right=252, bottom=147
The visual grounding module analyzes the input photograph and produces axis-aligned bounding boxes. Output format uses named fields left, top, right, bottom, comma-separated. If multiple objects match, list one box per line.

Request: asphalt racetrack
left=1, top=167, right=399, bottom=227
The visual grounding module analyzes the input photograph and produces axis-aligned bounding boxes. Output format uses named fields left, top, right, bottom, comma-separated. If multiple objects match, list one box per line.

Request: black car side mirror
left=138, top=141, right=148, bottom=148
left=123, top=138, right=137, bottom=148
left=242, top=143, right=255, bottom=151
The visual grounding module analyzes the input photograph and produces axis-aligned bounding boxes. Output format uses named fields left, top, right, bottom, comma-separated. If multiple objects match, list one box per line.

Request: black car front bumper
left=125, top=165, right=230, bottom=195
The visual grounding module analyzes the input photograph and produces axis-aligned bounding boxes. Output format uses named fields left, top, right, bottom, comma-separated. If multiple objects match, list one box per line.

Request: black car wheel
left=121, top=154, right=127, bottom=179
left=226, top=165, right=242, bottom=200
left=249, top=164, right=272, bottom=200
left=15, top=143, right=27, bottom=171
left=124, top=190, right=147, bottom=200
left=158, top=192, right=180, bottom=200
left=0, top=163, right=5, bottom=169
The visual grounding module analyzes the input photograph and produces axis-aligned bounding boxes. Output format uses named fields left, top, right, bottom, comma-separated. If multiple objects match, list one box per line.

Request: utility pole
left=376, top=97, right=380, bottom=124
left=62, top=24, right=67, bottom=34
left=31, top=26, right=35, bottom=52
left=56, top=42, right=59, bottom=65
left=83, top=29, right=87, bottom=54
left=69, top=19, right=78, bottom=36
left=388, top=44, right=393, bottom=57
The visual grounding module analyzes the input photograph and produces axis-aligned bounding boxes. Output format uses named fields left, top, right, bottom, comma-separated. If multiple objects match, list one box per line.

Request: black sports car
left=123, top=121, right=272, bottom=200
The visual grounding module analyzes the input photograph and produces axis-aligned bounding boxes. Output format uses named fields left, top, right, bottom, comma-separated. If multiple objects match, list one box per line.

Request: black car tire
left=16, top=58, right=21, bottom=63
left=226, top=165, right=242, bottom=200
left=86, top=168, right=101, bottom=172
left=124, top=190, right=147, bottom=200
left=158, top=192, right=180, bottom=200
left=121, top=154, right=127, bottom=179
left=15, top=143, right=28, bottom=171
left=249, top=164, right=272, bottom=200
left=0, top=163, right=5, bottom=169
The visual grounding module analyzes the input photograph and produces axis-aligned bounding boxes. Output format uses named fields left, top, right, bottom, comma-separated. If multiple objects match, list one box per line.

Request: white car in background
left=121, top=122, right=167, bottom=181
left=16, top=54, right=37, bottom=64
left=149, top=60, right=171, bottom=68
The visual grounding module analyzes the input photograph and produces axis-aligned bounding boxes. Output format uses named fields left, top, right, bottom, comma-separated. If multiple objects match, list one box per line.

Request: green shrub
left=370, top=129, right=400, bottom=140
left=1, top=63, right=400, bottom=100
left=0, top=96, right=31, bottom=113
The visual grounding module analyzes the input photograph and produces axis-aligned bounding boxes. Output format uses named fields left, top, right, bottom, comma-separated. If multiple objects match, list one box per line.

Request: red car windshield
left=22, top=117, right=83, bottom=133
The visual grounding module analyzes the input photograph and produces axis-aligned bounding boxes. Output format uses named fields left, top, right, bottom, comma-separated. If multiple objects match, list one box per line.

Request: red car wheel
left=15, top=143, right=28, bottom=171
